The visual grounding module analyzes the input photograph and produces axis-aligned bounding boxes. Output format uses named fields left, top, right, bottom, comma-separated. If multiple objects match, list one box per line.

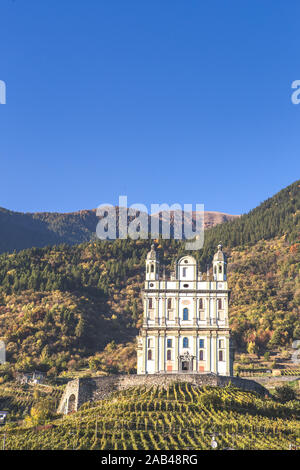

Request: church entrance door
left=181, top=361, right=190, bottom=372
left=178, top=351, right=195, bottom=373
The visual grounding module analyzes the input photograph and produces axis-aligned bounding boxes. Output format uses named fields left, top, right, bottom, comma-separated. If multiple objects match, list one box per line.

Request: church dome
left=147, top=244, right=158, bottom=260
left=213, top=242, right=226, bottom=262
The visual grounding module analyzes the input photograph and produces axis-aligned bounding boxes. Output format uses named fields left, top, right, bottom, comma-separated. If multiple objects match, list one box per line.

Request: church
left=137, top=243, right=233, bottom=376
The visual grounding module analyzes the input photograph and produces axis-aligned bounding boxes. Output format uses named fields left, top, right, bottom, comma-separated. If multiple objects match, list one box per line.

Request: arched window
left=199, top=298, right=203, bottom=310
left=148, top=298, right=153, bottom=309
left=167, top=350, right=172, bottom=360
left=148, top=349, right=152, bottom=360
left=218, top=299, right=222, bottom=310
left=183, top=308, right=189, bottom=321
left=167, top=298, right=172, bottom=309
left=199, top=350, right=204, bottom=361
left=151, top=264, right=154, bottom=273
left=219, top=265, right=222, bottom=273
left=183, top=337, right=189, bottom=348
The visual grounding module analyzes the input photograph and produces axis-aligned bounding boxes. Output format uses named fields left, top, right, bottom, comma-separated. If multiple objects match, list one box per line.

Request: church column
left=193, top=297, right=197, bottom=326
left=143, top=296, right=147, bottom=327
left=224, top=296, right=229, bottom=327
left=212, top=333, right=217, bottom=374
left=175, top=295, right=179, bottom=325
left=141, top=332, right=147, bottom=374
left=175, top=333, right=179, bottom=372
left=213, top=297, right=217, bottom=325
left=155, top=297, right=159, bottom=326
left=206, top=332, right=211, bottom=372
left=206, top=296, right=210, bottom=326
left=154, top=332, right=159, bottom=373
left=160, top=332, right=166, bottom=372
left=193, top=332, right=198, bottom=371
left=225, top=334, right=230, bottom=376
left=161, top=296, right=166, bottom=326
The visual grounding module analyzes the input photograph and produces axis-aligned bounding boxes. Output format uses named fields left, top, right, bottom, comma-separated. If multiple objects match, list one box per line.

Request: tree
left=247, top=341, right=256, bottom=355
left=264, top=351, right=270, bottom=362
left=75, top=317, right=85, bottom=338
left=24, top=399, right=54, bottom=427
left=274, top=385, right=296, bottom=403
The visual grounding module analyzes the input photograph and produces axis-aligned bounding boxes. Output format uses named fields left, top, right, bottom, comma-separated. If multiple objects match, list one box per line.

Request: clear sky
left=0, top=0, right=299, bottom=215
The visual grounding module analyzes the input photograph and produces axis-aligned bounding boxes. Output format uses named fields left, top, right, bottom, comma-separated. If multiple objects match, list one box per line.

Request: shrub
left=281, top=350, right=290, bottom=360
left=199, top=392, right=222, bottom=408
left=240, top=354, right=250, bottom=364
left=274, top=385, right=296, bottom=403
left=264, top=352, right=270, bottom=362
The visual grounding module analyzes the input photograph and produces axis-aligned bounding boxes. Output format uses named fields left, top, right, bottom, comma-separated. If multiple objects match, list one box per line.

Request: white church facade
left=137, top=243, right=233, bottom=376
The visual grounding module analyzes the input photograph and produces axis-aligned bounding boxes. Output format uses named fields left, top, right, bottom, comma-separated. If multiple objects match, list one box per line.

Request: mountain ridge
left=0, top=206, right=239, bottom=254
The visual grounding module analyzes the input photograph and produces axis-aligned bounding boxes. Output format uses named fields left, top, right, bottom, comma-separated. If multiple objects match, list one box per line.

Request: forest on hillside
left=0, top=180, right=299, bottom=378
left=0, top=235, right=299, bottom=378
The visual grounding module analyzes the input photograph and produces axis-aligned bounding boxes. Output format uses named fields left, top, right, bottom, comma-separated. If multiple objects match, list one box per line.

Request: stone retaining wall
left=58, top=373, right=268, bottom=414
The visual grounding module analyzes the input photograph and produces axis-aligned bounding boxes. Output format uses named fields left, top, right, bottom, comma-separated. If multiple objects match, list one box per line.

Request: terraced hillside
left=3, top=383, right=300, bottom=450
left=0, top=383, right=63, bottom=422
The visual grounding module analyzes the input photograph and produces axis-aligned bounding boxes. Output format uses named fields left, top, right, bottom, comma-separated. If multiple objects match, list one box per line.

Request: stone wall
left=58, top=373, right=268, bottom=414
left=57, top=378, right=80, bottom=414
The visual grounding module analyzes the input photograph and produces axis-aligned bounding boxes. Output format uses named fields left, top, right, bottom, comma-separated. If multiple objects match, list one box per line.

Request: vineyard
left=2, top=383, right=300, bottom=450
left=0, top=383, right=63, bottom=422
left=237, top=368, right=300, bottom=378
left=280, top=369, right=300, bottom=376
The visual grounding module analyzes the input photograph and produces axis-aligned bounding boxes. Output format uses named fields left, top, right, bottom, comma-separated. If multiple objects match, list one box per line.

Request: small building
left=137, top=243, right=233, bottom=375
left=16, top=371, right=45, bottom=385
left=31, top=371, right=45, bottom=384
left=0, top=411, right=8, bottom=425
left=16, top=372, right=31, bottom=384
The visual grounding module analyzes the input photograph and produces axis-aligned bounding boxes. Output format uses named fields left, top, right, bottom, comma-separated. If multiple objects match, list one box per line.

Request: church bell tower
left=146, top=244, right=159, bottom=281
left=213, top=242, right=227, bottom=281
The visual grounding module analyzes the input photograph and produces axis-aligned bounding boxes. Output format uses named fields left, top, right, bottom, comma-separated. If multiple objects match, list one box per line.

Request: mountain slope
left=0, top=235, right=299, bottom=375
left=0, top=208, right=98, bottom=253
left=197, top=179, right=300, bottom=270
left=0, top=181, right=299, bottom=375
left=0, top=207, right=238, bottom=254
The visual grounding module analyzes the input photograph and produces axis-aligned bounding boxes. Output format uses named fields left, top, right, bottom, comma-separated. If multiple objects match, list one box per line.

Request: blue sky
left=0, top=0, right=299, bottom=215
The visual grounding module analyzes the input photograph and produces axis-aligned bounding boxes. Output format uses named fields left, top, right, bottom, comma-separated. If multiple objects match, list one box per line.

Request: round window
left=183, top=284, right=189, bottom=288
